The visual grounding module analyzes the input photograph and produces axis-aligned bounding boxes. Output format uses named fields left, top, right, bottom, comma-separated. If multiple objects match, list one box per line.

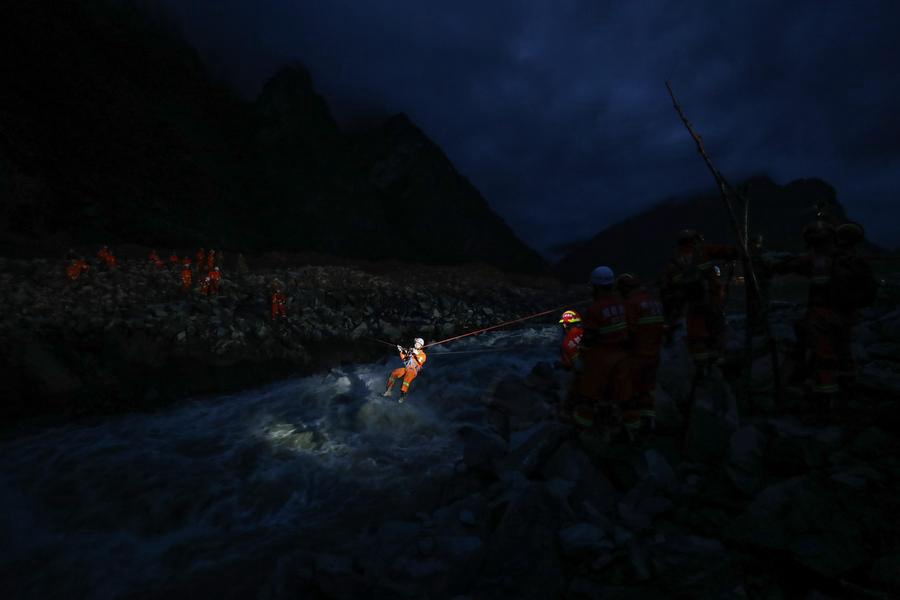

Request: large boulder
left=726, top=425, right=768, bottom=495
left=478, top=481, right=567, bottom=598
left=541, top=441, right=619, bottom=513
left=487, top=374, right=553, bottom=431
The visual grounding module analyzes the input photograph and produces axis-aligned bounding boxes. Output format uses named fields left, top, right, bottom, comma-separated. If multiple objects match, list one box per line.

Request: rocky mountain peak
left=255, top=62, right=339, bottom=146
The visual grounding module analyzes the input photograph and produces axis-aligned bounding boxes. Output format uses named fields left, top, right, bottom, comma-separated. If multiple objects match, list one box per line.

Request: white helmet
left=413, top=337, right=425, bottom=348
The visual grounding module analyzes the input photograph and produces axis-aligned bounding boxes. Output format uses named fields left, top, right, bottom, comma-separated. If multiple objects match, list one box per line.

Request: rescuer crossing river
left=383, top=338, right=427, bottom=402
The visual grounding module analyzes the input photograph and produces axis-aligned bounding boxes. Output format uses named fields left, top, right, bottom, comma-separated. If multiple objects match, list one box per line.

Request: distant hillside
left=554, top=176, right=865, bottom=282
left=0, top=0, right=545, bottom=272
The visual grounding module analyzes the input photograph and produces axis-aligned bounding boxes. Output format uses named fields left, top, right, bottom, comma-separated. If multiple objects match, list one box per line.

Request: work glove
left=397, top=345, right=404, bottom=353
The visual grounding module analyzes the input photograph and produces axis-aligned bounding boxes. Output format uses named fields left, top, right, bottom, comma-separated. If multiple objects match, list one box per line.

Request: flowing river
left=0, top=326, right=562, bottom=599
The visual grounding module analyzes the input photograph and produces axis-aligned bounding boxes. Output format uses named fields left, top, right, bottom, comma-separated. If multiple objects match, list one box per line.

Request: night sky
left=158, top=0, right=900, bottom=257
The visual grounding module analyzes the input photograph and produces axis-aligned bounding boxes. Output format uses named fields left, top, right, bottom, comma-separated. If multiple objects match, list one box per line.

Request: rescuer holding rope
left=558, top=310, right=584, bottom=370
left=569, top=266, right=631, bottom=436
left=383, top=337, right=427, bottom=402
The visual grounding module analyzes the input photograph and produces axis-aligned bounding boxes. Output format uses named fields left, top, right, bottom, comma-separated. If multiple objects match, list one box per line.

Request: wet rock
left=617, top=478, right=673, bottom=533
left=726, top=425, right=768, bottom=494
left=857, top=360, right=900, bottom=395
left=481, top=480, right=567, bottom=597
left=433, top=535, right=483, bottom=563
left=637, top=449, right=676, bottom=491
left=313, top=554, right=364, bottom=599
left=558, top=522, right=612, bottom=556
left=683, top=371, right=740, bottom=463
left=488, top=374, right=551, bottom=430
left=646, top=534, right=743, bottom=598
left=497, top=421, right=568, bottom=478
left=848, top=426, right=893, bottom=460
left=430, top=495, right=489, bottom=538
left=735, top=477, right=868, bottom=576
left=541, top=441, right=618, bottom=513
left=458, top=510, right=476, bottom=527
left=866, top=342, right=900, bottom=363
left=458, top=426, right=507, bottom=473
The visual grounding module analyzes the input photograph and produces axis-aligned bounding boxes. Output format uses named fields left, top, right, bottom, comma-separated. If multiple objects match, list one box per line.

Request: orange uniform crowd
left=65, top=246, right=291, bottom=321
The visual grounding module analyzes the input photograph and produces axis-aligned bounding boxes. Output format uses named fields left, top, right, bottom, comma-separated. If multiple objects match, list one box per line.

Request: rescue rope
left=364, top=299, right=590, bottom=351
left=423, top=299, right=591, bottom=348
left=430, top=346, right=524, bottom=356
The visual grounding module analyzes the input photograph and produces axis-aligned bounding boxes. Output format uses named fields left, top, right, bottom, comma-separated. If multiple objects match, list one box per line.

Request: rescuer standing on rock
left=617, top=273, right=665, bottom=438
left=661, top=230, right=737, bottom=372
left=271, top=280, right=287, bottom=320
left=569, top=266, right=631, bottom=437
left=180, top=258, right=192, bottom=292
left=208, top=266, right=221, bottom=295
left=65, top=256, right=90, bottom=281
left=148, top=249, right=164, bottom=269
left=383, top=337, right=427, bottom=403
left=195, top=248, right=206, bottom=272
left=97, top=245, right=117, bottom=270
left=774, top=221, right=877, bottom=412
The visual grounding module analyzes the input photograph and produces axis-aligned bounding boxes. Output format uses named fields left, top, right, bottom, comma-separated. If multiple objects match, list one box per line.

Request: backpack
left=831, top=253, right=879, bottom=311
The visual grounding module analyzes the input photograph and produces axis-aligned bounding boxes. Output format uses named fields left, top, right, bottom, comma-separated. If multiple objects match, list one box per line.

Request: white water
left=0, top=326, right=561, bottom=599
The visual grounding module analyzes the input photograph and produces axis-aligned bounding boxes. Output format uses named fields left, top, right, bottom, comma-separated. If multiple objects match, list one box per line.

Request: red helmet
left=559, top=310, right=582, bottom=325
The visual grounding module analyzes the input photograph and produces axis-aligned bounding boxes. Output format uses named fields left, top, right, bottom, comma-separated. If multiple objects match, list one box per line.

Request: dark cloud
left=158, top=0, right=900, bottom=255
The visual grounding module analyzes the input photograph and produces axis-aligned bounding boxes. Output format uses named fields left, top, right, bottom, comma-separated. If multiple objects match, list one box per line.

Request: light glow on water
left=0, top=325, right=562, bottom=599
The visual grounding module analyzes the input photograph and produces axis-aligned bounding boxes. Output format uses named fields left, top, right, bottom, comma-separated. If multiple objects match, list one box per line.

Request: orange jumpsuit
left=572, top=291, right=631, bottom=429
left=169, top=253, right=179, bottom=266
left=386, top=347, right=427, bottom=396
left=271, top=291, right=287, bottom=319
left=148, top=250, right=164, bottom=269
left=208, top=269, right=221, bottom=295
left=180, top=264, right=192, bottom=291
left=559, top=325, right=583, bottom=370
left=206, top=250, right=216, bottom=272
left=622, top=288, right=665, bottom=427
left=195, top=249, right=206, bottom=271
left=65, top=259, right=89, bottom=281
left=664, top=244, right=737, bottom=363
left=97, top=247, right=117, bottom=269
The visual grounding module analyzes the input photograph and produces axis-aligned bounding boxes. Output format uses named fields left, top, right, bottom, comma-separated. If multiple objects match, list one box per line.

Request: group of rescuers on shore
left=65, top=246, right=288, bottom=320
left=385, top=219, right=878, bottom=443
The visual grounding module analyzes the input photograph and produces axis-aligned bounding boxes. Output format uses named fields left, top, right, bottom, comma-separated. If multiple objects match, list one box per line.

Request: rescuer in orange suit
left=97, top=245, right=117, bottom=270
left=195, top=248, right=206, bottom=272
left=271, top=279, right=287, bottom=320
left=558, top=310, right=583, bottom=370
left=66, top=257, right=90, bottom=281
left=617, top=273, right=665, bottom=437
left=148, top=249, right=164, bottom=269
left=206, top=249, right=216, bottom=272
left=383, top=337, right=427, bottom=402
left=180, top=259, right=192, bottom=292
left=208, top=266, right=221, bottom=295
left=771, top=221, right=876, bottom=410
left=662, top=230, right=737, bottom=370
left=570, top=266, right=631, bottom=434
left=169, top=251, right=179, bottom=267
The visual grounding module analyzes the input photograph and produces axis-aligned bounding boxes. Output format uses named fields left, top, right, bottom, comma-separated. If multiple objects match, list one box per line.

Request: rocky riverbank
left=104, top=301, right=900, bottom=599
left=0, top=255, right=580, bottom=424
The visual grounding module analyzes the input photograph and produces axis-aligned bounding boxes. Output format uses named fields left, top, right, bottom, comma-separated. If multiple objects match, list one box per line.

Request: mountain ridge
left=0, top=0, right=546, bottom=272
left=554, top=175, right=873, bottom=282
